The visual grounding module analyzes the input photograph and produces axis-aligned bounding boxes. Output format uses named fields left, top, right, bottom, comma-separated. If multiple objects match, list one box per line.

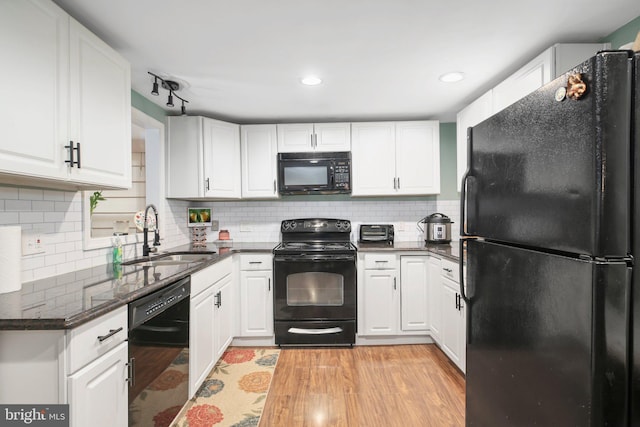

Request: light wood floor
left=260, top=344, right=465, bottom=427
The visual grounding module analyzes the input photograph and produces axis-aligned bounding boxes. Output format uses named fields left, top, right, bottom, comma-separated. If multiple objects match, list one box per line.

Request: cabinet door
left=241, top=125, right=279, bottom=198
left=400, top=256, right=429, bottom=332
left=395, top=121, right=440, bottom=195
left=362, top=269, right=398, bottom=335
left=167, top=116, right=205, bottom=198
left=492, top=48, right=553, bottom=114
left=441, top=277, right=463, bottom=369
left=351, top=122, right=396, bottom=196
left=214, top=275, right=234, bottom=360
left=456, top=90, right=493, bottom=189
left=458, top=297, right=467, bottom=373
left=313, top=123, right=351, bottom=152
left=276, top=123, right=314, bottom=152
left=428, top=257, right=443, bottom=344
left=239, top=270, right=273, bottom=337
left=0, top=0, right=69, bottom=181
left=189, top=288, right=215, bottom=397
left=68, top=342, right=128, bottom=427
left=203, top=119, right=241, bottom=198
left=68, top=18, right=131, bottom=189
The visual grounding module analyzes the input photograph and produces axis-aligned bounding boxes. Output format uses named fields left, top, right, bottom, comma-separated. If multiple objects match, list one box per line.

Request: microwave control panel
left=334, top=161, right=351, bottom=189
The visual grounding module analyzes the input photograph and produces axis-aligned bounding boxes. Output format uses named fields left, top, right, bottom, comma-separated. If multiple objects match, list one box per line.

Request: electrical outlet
left=396, top=222, right=405, bottom=232
left=240, top=222, right=253, bottom=232
left=22, top=233, right=45, bottom=255
left=211, top=220, right=219, bottom=231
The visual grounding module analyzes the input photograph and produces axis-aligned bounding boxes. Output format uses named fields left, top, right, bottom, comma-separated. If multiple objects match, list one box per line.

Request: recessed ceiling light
left=439, top=72, right=465, bottom=83
left=301, top=76, right=322, bottom=86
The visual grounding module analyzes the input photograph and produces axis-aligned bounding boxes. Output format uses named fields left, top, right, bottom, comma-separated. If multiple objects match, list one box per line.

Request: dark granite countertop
left=0, top=240, right=459, bottom=331
left=356, top=241, right=461, bottom=262
left=0, top=242, right=276, bottom=331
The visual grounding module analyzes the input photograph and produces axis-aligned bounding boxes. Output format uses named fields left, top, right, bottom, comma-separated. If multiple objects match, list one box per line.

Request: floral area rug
left=173, top=348, right=280, bottom=427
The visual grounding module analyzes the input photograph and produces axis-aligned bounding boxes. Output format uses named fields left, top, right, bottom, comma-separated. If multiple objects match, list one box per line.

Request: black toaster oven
left=359, top=224, right=394, bottom=244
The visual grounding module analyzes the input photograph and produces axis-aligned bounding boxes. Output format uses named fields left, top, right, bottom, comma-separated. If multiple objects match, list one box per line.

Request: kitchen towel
left=0, top=226, right=22, bottom=294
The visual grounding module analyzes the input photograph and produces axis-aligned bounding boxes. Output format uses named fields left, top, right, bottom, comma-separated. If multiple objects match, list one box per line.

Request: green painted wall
left=602, top=15, right=640, bottom=48
left=438, top=122, right=457, bottom=200
left=131, top=90, right=167, bottom=123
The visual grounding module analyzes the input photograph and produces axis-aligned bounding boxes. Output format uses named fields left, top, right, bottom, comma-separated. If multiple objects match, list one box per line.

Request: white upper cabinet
left=0, top=0, right=131, bottom=189
left=167, top=116, right=241, bottom=199
left=277, top=123, right=351, bottom=152
left=352, top=121, right=440, bottom=196
left=395, top=121, right=440, bottom=195
left=457, top=42, right=608, bottom=191
left=0, top=0, right=69, bottom=182
left=240, top=125, right=279, bottom=198
left=203, top=119, right=241, bottom=198
left=456, top=90, right=492, bottom=189
left=67, top=18, right=131, bottom=188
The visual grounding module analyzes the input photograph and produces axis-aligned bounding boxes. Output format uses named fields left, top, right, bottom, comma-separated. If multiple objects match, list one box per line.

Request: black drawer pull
left=97, top=327, right=123, bottom=343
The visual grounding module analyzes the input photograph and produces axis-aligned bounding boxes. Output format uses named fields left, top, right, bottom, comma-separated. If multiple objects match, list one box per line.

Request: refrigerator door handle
left=458, top=126, right=474, bottom=304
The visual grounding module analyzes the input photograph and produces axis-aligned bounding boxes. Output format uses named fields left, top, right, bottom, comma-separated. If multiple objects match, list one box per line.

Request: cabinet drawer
left=239, top=254, right=273, bottom=271
left=67, top=306, right=127, bottom=374
left=363, top=253, right=397, bottom=270
left=441, top=259, right=459, bottom=283
left=191, top=257, right=233, bottom=296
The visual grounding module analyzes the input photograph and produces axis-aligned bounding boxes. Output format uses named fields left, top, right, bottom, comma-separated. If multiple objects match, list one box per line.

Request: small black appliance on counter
left=359, top=224, right=394, bottom=245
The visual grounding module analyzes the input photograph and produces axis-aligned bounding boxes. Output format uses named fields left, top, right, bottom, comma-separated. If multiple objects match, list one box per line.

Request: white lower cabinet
left=400, top=256, right=429, bottom=331
left=427, top=256, right=443, bottom=344
left=361, top=253, right=399, bottom=335
left=439, top=259, right=466, bottom=372
left=239, top=259, right=274, bottom=337
left=189, top=258, right=234, bottom=397
left=362, top=269, right=399, bottom=335
left=213, top=274, right=234, bottom=361
left=68, top=341, right=128, bottom=427
left=189, top=287, right=216, bottom=397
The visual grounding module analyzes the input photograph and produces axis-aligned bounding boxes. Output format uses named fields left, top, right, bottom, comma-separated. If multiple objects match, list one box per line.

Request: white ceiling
left=53, top=0, right=640, bottom=123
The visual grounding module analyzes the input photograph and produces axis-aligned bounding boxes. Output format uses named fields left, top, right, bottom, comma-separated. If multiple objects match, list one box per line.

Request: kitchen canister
left=0, top=226, right=22, bottom=294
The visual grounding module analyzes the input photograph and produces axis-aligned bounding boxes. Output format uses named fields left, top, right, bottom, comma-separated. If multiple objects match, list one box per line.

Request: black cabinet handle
left=97, top=327, right=123, bottom=342
left=393, top=277, right=397, bottom=290
left=126, top=357, right=135, bottom=387
left=65, top=141, right=80, bottom=168
left=215, top=291, right=222, bottom=308
left=205, top=178, right=210, bottom=191
left=268, top=278, right=271, bottom=292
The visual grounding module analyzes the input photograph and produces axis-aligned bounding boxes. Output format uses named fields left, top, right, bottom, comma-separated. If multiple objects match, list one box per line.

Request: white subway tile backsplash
left=19, top=188, right=43, bottom=201
left=6, top=200, right=32, bottom=211
left=2, top=183, right=459, bottom=282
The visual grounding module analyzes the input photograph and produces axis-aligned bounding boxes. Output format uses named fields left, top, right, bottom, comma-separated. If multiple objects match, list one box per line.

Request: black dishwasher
left=128, top=276, right=190, bottom=427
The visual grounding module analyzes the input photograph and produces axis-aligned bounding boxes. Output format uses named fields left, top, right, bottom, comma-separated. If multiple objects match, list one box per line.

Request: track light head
left=151, top=77, right=159, bottom=96
left=181, top=100, right=187, bottom=116
left=166, top=92, right=174, bottom=107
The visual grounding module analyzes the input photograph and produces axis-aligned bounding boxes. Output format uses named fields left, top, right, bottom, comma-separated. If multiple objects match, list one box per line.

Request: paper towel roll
left=0, top=226, right=22, bottom=294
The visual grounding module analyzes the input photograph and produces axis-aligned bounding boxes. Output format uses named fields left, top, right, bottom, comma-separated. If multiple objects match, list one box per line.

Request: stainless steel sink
left=122, top=252, right=217, bottom=267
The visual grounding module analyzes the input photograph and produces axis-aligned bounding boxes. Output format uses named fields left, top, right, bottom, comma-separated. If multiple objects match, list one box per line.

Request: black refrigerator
left=460, top=50, right=639, bottom=426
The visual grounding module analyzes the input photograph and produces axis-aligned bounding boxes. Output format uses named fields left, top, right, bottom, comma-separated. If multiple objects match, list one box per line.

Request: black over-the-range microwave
left=277, top=151, right=351, bottom=195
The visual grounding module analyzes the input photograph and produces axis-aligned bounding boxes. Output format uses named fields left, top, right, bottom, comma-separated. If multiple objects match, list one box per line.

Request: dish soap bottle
left=112, top=235, right=123, bottom=265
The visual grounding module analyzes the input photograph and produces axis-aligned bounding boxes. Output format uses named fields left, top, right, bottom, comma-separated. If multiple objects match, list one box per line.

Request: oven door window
left=287, top=272, right=344, bottom=306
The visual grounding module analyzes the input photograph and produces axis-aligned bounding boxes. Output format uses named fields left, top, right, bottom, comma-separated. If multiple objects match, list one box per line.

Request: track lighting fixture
left=148, top=71, right=189, bottom=114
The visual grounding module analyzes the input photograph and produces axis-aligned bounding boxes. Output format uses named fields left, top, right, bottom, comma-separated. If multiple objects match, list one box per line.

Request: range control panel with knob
left=280, top=219, right=351, bottom=234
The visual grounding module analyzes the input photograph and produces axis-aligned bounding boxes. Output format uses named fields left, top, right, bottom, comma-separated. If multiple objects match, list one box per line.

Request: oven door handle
left=274, top=255, right=355, bottom=262
left=288, top=327, right=343, bottom=335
